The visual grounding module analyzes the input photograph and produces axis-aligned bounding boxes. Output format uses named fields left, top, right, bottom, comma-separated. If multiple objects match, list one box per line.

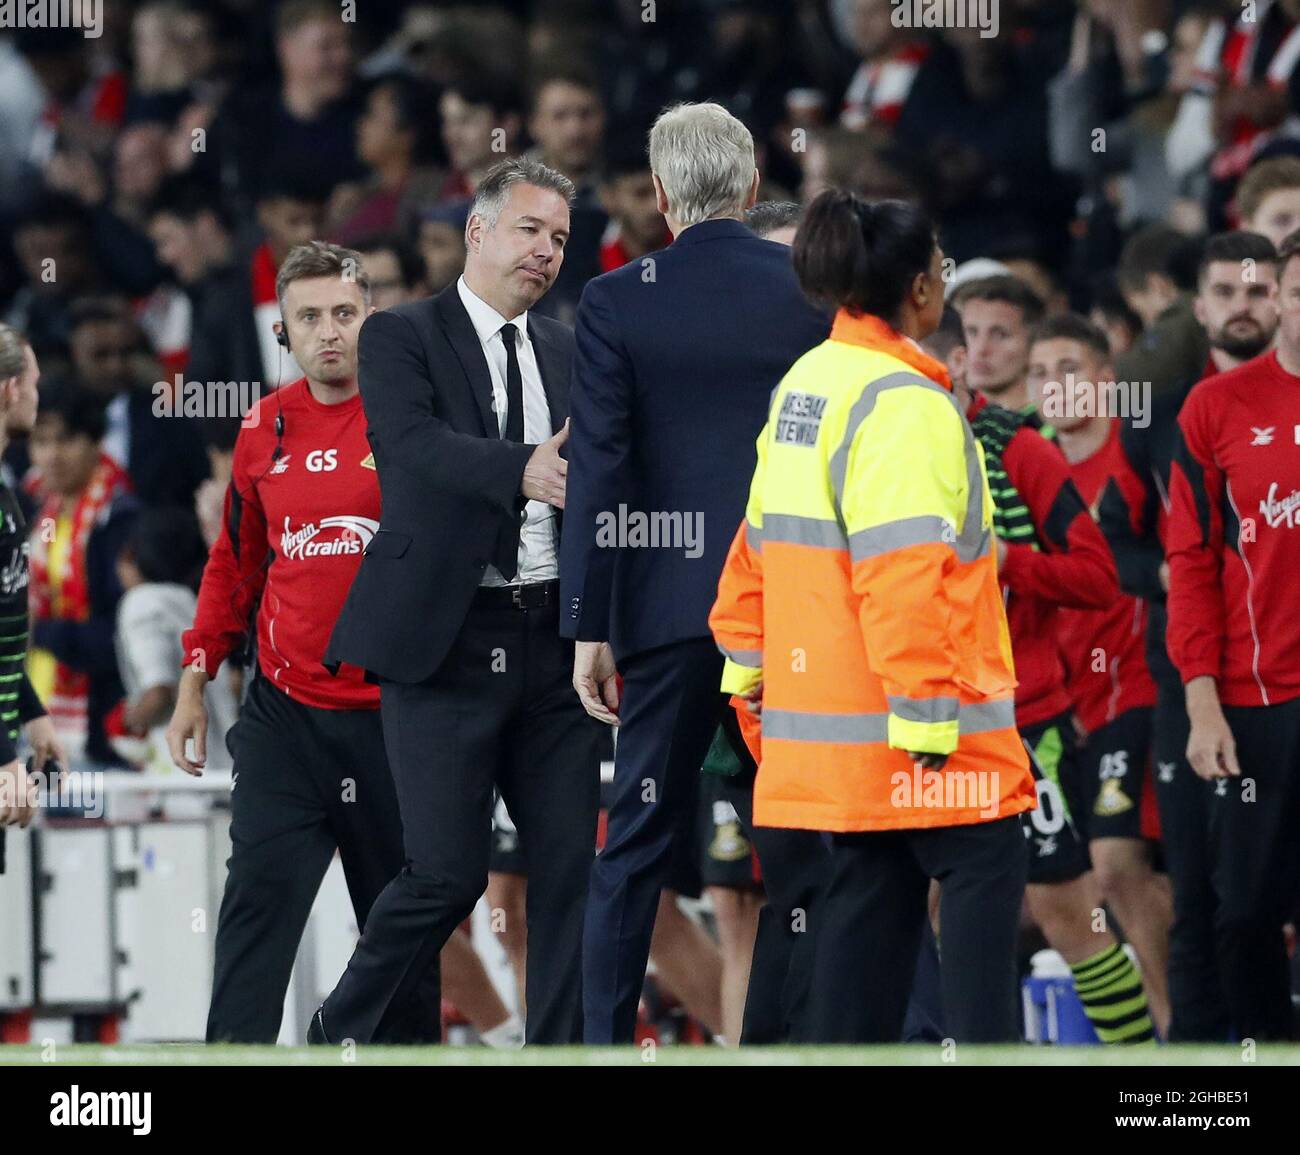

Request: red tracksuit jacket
left=182, top=379, right=379, bottom=710
left=1167, top=350, right=1300, bottom=707
left=1059, top=419, right=1159, bottom=734
left=968, top=396, right=1120, bottom=729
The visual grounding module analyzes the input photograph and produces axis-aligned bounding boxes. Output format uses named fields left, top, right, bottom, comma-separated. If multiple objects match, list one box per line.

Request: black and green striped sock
left=1070, top=943, right=1156, bottom=1045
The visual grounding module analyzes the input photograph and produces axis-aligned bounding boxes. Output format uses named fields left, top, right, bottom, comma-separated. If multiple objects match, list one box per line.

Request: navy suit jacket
left=559, top=218, right=829, bottom=661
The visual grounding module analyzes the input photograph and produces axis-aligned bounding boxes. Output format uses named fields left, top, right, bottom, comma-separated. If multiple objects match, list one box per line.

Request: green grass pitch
left=2, top=1044, right=1298, bottom=1065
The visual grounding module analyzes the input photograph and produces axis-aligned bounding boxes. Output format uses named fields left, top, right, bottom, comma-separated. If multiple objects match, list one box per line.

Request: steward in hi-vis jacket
left=710, top=312, right=1034, bottom=834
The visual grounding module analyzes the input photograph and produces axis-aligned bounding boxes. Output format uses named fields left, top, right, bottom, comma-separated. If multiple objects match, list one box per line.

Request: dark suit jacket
left=559, top=218, right=830, bottom=661
left=186, top=263, right=263, bottom=401
left=325, top=282, right=575, bottom=684
left=127, top=390, right=210, bottom=508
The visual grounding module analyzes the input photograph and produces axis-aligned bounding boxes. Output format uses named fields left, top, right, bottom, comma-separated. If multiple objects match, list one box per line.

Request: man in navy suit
left=560, top=102, right=830, bottom=1043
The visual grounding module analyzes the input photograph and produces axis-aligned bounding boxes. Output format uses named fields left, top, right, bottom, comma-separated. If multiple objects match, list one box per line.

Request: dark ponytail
left=793, top=191, right=937, bottom=325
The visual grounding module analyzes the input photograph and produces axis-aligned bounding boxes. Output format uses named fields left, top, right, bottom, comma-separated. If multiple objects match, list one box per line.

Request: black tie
left=493, top=323, right=524, bottom=580
left=500, top=322, right=525, bottom=443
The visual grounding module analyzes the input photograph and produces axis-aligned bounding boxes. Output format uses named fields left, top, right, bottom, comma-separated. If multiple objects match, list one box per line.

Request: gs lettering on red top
left=1167, top=351, right=1300, bottom=707
left=182, top=380, right=380, bottom=710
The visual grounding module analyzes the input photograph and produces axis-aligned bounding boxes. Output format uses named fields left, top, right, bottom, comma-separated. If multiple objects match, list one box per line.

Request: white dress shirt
left=456, top=275, right=558, bottom=585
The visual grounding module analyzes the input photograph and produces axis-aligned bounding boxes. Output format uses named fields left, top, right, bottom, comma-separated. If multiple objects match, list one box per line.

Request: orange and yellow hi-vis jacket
left=709, top=310, right=1034, bottom=833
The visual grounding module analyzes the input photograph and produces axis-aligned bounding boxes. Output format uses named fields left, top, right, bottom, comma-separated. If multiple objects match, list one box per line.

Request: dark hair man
left=314, top=158, right=604, bottom=1046
left=951, top=275, right=1046, bottom=413
left=1193, top=230, right=1280, bottom=372
left=596, top=140, right=672, bottom=273
left=166, top=241, right=440, bottom=1044
left=1113, top=224, right=1210, bottom=405
left=744, top=200, right=802, bottom=246
left=192, top=0, right=364, bottom=206
left=438, top=72, right=523, bottom=200
left=952, top=284, right=1156, bottom=1044
left=148, top=177, right=263, bottom=400
left=1096, top=230, right=1280, bottom=1043
left=66, top=297, right=209, bottom=509
left=1028, top=312, right=1174, bottom=1038
left=527, top=63, right=606, bottom=197
left=1166, top=228, right=1300, bottom=1041
left=251, top=172, right=328, bottom=387
left=351, top=233, right=428, bottom=311
left=9, top=196, right=99, bottom=357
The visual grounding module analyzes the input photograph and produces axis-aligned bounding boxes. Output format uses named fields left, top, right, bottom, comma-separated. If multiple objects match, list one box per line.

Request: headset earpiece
left=275, top=326, right=290, bottom=351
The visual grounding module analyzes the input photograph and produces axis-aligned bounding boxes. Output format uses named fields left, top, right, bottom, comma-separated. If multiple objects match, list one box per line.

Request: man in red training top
left=1098, top=229, right=1280, bottom=1042
left=1028, top=313, right=1173, bottom=1039
left=1167, top=228, right=1300, bottom=1041
left=166, top=242, right=443, bottom=1044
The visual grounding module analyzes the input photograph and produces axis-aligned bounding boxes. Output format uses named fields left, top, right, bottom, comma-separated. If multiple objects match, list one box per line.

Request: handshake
left=521, top=418, right=570, bottom=508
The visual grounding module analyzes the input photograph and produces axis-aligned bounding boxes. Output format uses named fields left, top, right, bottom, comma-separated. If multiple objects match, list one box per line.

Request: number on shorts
left=1099, top=750, right=1129, bottom=780
left=1028, top=776, right=1066, bottom=836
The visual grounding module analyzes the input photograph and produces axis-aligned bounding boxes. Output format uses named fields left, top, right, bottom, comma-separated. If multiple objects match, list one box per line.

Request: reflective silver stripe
left=760, top=512, right=846, bottom=549
left=763, top=699, right=1016, bottom=744
left=849, top=516, right=956, bottom=562
left=954, top=417, right=992, bottom=564
left=828, top=370, right=991, bottom=565
left=764, top=709, right=888, bottom=744
left=745, top=518, right=762, bottom=553
left=828, top=372, right=948, bottom=505
left=720, top=646, right=762, bottom=668
left=887, top=694, right=959, bottom=725
left=956, top=698, right=1017, bottom=734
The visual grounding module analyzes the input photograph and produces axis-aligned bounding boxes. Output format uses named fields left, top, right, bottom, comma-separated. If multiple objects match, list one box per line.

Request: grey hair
left=0, top=323, right=27, bottom=380
left=470, top=158, right=576, bottom=233
left=649, top=102, right=755, bottom=226
left=276, top=240, right=371, bottom=311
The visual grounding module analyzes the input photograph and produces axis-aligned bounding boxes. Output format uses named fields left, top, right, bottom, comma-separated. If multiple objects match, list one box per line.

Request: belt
left=473, top=579, right=560, bottom=610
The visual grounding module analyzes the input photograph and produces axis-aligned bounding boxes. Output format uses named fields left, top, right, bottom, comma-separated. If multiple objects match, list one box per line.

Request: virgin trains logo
left=1259, top=483, right=1300, bottom=529
left=280, top=515, right=379, bottom=560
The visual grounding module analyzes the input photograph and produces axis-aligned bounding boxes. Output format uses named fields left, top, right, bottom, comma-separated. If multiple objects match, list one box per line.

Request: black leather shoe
left=307, top=1006, right=330, bottom=1045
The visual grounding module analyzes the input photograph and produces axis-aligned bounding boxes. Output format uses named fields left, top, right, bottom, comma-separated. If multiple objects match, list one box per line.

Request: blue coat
left=559, top=218, right=829, bottom=661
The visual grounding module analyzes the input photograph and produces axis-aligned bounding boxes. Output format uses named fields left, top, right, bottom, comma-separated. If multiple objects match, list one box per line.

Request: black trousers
left=808, top=815, right=1026, bottom=1044
left=716, top=766, right=828, bottom=1044
left=581, top=638, right=725, bottom=1043
left=1212, top=697, right=1300, bottom=1040
left=207, top=673, right=441, bottom=1044
left=319, top=597, right=603, bottom=1045
left=1152, top=674, right=1231, bottom=1041
left=720, top=756, right=947, bottom=1045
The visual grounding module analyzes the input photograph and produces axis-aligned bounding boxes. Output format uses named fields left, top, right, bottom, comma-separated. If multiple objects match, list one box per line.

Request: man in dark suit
left=313, top=158, right=603, bottom=1046
left=560, top=102, right=830, bottom=1043
left=64, top=298, right=210, bottom=509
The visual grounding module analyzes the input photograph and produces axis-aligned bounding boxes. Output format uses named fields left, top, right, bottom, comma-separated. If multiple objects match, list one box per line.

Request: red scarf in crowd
left=27, top=453, right=133, bottom=721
